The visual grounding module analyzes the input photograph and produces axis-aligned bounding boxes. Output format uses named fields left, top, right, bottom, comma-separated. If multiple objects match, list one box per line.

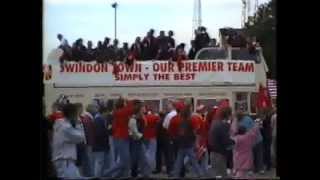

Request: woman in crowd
left=230, top=114, right=260, bottom=178
left=238, top=107, right=264, bottom=174
left=51, top=103, right=85, bottom=178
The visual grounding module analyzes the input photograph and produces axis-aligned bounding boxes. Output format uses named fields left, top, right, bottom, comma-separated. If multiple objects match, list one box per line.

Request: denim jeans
left=92, top=150, right=111, bottom=177
left=212, top=152, right=227, bottom=177
left=53, top=159, right=82, bottom=178
left=81, top=146, right=94, bottom=177
left=103, top=138, right=130, bottom=178
left=172, top=146, right=204, bottom=177
left=130, top=139, right=152, bottom=177
left=199, top=151, right=209, bottom=175
left=253, top=142, right=264, bottom=172
left=109, top=137, right=120, bottom=167
left=144, top=138, right=157, bottom=171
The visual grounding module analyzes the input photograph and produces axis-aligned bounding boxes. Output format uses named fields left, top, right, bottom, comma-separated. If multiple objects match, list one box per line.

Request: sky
left=43, top=0, right=270, bottom=61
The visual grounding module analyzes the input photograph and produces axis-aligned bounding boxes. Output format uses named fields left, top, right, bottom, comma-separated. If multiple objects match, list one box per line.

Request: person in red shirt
left=193, top=104, right=210, bottom=175
left=169, top=103, right=204, bottom=178
left=143, top=108, right=160, bottom=171
left=103, top=97, right=135, bottom=178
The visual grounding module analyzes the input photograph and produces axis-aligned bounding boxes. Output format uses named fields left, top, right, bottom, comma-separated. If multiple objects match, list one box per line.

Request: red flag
left=256, top=84, right=272, bottom=110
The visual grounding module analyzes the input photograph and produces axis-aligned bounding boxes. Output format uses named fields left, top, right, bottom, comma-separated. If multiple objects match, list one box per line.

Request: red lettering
left=198, top=62, right=208, bottom=72
left=103, top=64, right=108, bottom=72
left=174, top=73, right=179, bottom=80
left=190, top=73, right=196, bottom=80
left=118, top=64, right=124, bottom=72
left=238, top=62, right=245, bottom=72
left=62, top=63, right=75, bottom=72
left=153, top=63, right=159, bottom=72
left=168, top=63, right=174, bottom=72
left=211, top=62, right=217, bottom=71
left=94, top=64, right=101, bottom=72
left=82, top=63, right=85, bottom=72
left=125, top=64, right=134, bottom=72
left=144, top=74, right=149, bottom=80
left=245, top=63, right=254, bottom=72
left=75, top=63, right=79, bottom=72
left=173, top=73, right=196, bottom=80
left=160, top=63, right=167, bottom=72
left=232, top=63, right=238, bottom=71
left=86, top=64, right=93, bottom=72
left=185, top=62, right=191, bottom=72
left=193, top=62, right=198, bottom=72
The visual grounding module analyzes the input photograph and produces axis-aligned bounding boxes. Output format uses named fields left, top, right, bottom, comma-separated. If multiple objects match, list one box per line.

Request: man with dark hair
left=72, top=38, right=87, bottom=62
left=156, top=31, right=170, bottom=60
left=110, top=39, right=121, bottom=62
left=119, top=42, right=129, bottom=62
left=85, top=41, right=95, bottom=62
left=167, top=30, right=175, bottom=48
left=95, top=41, right=104, bottom=63
left=188, top=40, right=197, bottom=60
left=57, top=34, right=72, bottom=63
left=142, top=29, right=157, bottom=60
left=210, top=107, right=234, bottom=178
left=195, top=26, right=210, bottom=52
left=102, top=37, right=112, bottom=62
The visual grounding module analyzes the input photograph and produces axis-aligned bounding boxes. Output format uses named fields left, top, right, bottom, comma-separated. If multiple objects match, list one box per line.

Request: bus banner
left=45, top=60, right=255, bottom=86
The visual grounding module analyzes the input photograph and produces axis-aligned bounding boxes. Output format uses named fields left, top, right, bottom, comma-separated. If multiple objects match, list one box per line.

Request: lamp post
left=111, top=2, right=118, bottom=40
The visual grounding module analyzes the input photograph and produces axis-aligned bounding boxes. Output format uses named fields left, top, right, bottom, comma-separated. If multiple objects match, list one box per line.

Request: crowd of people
left=57, top=27, right=213, bottom=64
left=46, top=96, right=277, bottom=179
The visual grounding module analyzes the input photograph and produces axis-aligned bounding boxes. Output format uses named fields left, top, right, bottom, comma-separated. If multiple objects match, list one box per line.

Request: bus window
left=250, top=93, right=258, bottom=114
left=196, top=98, right=230, bottom=112
left=162, top=98, right=193, bottom=112
left=143, top=100, right=160, bottom=113
left=235, top=92, right=248, bottom=112
left=196, top=99, right=218, bottom=112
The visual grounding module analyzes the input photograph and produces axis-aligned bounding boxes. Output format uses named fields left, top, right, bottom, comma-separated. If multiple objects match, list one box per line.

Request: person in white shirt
left=162, top=99, right=177, bottom=130
left=52, top=103, right=85, bottom=178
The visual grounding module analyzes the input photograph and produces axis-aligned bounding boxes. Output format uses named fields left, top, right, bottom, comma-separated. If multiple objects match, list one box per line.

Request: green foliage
left=245, top=0, right=276, bottom=78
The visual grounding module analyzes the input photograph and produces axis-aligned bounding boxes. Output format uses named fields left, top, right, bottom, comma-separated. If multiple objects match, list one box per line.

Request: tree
left=245, top=0, right=276, bottom=79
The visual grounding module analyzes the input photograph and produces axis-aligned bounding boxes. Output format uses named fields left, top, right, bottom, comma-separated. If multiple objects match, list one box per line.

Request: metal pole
left=115, top=5, right=117, bottom=40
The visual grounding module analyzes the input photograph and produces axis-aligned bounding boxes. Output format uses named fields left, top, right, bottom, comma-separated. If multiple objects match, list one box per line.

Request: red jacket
left=48, top=111, right=64, bottom=122
left=143, top=114, right=160, bottom=139
left=80, top=112, right=96, bottom=146
left=168, top=114, right=200, bottom=138
left=112, top=101, right=134, bottom=139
